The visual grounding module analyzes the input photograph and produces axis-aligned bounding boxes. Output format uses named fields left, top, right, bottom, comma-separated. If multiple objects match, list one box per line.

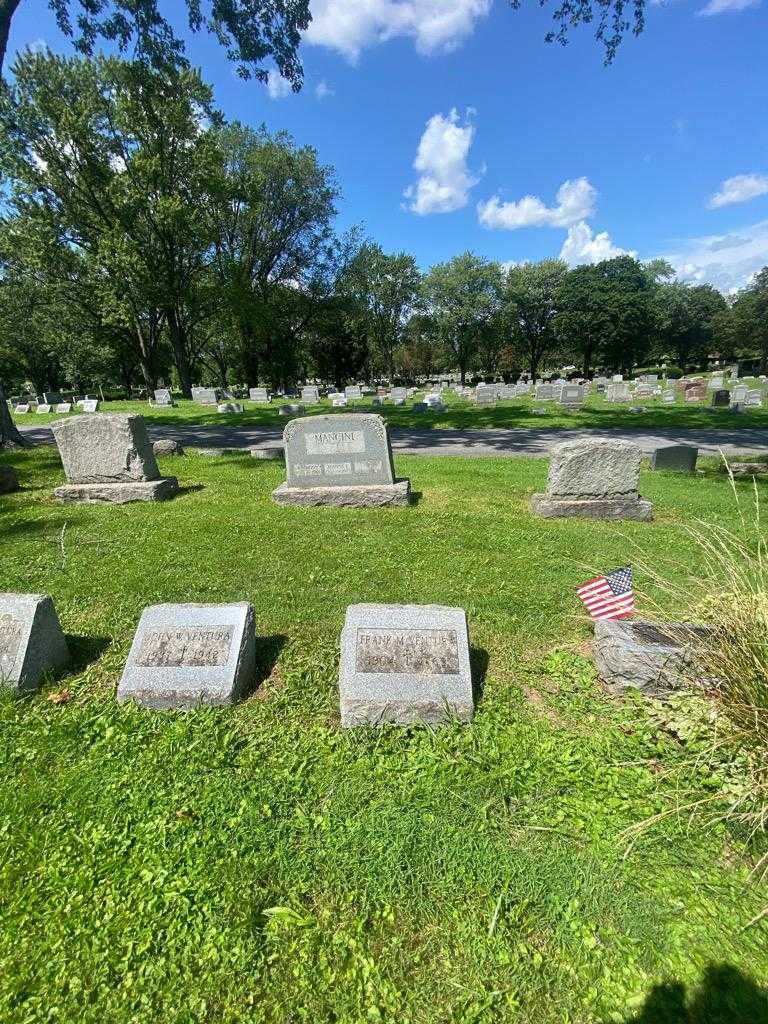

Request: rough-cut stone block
left=272, top=479, right=410, bottom=508
left=0, top=465, right=19, bottom=494
left=726, top=462, right=768, bottom=476
left=530, top=494, right=653, bottom=521
left=250, top=444, right=285, bottom=461
left=339, top=603, right=473, bottom=727
left=546, top=438, right=642, bottom=499
left=54, top=478, right=178, bottom=504
left=117, top=602, right=256, bottom=710
left=153, top=439, right=185, bottom=457
left=52, top=413, right=160, bottom=484
left=594, top=619, right=712, bottom=696
left=0, top=593, right=69, bottom=692
left=651, top=445, right=698, bottom=472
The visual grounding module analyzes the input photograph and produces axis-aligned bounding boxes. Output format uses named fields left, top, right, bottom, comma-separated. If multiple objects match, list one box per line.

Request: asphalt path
left=20, top=422, right=768, bottom=457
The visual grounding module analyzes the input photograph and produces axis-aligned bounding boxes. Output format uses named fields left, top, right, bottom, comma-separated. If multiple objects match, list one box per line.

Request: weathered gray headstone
left=52, top=413, right=178, bottom=504
left=279, top=403, right=305, bottom=417
left=81, top=400, right=99, bottom=413
left=249, top=387, right=270, bottom=404
left=192, top=387, right=218, bottom=406
left=0, top=465, right=19, bottom=494
left=0, top=593, right=69, bottom=692
left=14, top=404, right=29, bottom=414
left=476, top=388, right=496, bottom=408
left=345, top=385, right=362, bottom=401
left=531, top=438, right=653, bottom=521
left=43, top=392, right=62, bottom=405
left=594, top=619, right=711, bottom=696
left=36, top=404, right=52, bottom=414
left=153, top=439, right=184, bottom=457
left=725, top=462, right=768, bottom=477
left=272, top=412, right=410, bottom=507
left=117, top=602, right=256, bottom=709
left=339, top=603, right=473, bottom=727
left=301, top=386, right=320, bottom=404
left=651, top=445, right=698, bottom=472
left=55, top=403, right=72, bottom=414
left=250, top=444, right=285, bottom=461
left=217, top=402, right=243, bottom=413
left=154, top=388, right=173, bottom=405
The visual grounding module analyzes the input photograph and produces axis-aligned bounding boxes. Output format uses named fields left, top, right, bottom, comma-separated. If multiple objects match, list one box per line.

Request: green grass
left=12, top=387, right=768, bottom=432
left=1, top=448, right=767, bottom=1023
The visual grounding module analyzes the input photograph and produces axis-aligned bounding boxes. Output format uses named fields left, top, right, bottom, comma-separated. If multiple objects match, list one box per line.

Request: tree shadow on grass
left=470, top=646, right=489, bottom=708
left=65, top=634, right=112, bottom=675
left=619, top=963, right=768, bottom=1024
left=174, top=484, right=206, bottom=498
left=242, top=634, right=288, bottom=699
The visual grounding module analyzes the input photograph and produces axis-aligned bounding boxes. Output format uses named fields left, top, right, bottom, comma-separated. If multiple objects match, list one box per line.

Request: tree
left=592, top=256, right=657, bottom=372
left=503, top=259, right=568, bottom=381
left=508, top=0, right=646, bottom=64
left=1, top=0, right=310, bottom=85
left=556, top=263, right=607, bottom=377
left=655, top=281, right=727, bottom=370
left=422, top=253, right=502, bottom=385
left=730, top=268, right=768, bottom=371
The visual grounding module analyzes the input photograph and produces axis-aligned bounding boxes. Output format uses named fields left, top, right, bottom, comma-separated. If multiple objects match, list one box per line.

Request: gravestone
left=726, top=462, right=768, bottom=477
left=531, top=438, right=653, bottom=521
left=81, top=400, right=99, bottom=413
left=117, top=602, right=256, bottom=709
left=594, top=619, right=711, bottom=696
left=55, top=403, right=72, bottom=414
left=43, top=392, right=62, bottom=406
left=192, top=387, right=218, bottom=406
left=560, top=384, right=584, bottom=406
left=154, top=388, right=174, bottom=407
left=606, top=382, right=630, bottom=402
left=279, top=404, right=305, bottom=417
left=0, top=593, right=69, bottom=692
left=301, top=386, right=320, bottom=404
left=711, top=389, right=730, bottom=408
left=732, top=385, right=748, bottom=403
left=250, top=443, right=285, bottom=461
left=345, top=385, right=362, bottom=401
left=535, top=384, right=554, bottom=401
left=218, top=402, right=243, bottom=413
left=651, top=444, right=698, bottom=472
left=476, top=388, right=496, bottom=407
left=0, top=465, right=19, bottom=494
left=390, top=387, right=408, bottom=403
left=36, top=404, right=51, bottom=414
left=272, top=412, right=410, bottom=507
left=153, top=439, right=184, bottom=457
left=249, top=387, right=270, bottom=404
left=339, top=603, right=473, bottom=727
left=661, top=392, right=675, bottom=404
left=14, top=404, right=29, bottom=414
left=684, top=385, right=705, bottom=402
left=746, top=390, right=763, bottom=407
left=52, top=413, right=178, bottom=504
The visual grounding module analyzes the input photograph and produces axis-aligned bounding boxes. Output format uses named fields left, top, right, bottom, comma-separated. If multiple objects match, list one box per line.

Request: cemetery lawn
left=1, top=447, right=767, bottom=1023
left=13, top=390, right=768, bottom=432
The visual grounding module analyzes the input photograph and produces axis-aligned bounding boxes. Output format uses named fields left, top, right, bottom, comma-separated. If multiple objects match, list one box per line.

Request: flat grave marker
left=0, top=593, right=69, bottom=692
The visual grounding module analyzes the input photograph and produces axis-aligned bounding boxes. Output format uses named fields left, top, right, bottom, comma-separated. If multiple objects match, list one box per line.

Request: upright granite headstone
left=249, top=387, right=270, bottom=404
left=651, top=445, right=698, bottom=472
left=301, top=386, right=320, bottom=404
left=192, top=387, right=218, bottom=406
left=531, top=438, right=653, bottom=521
left=43, top=392, right=62, bottom=406
left=0, top=593, right=69, bottom=692
left=81, top=400, right=99, bottom=413
left=154, top=388, right=174, bottom=407
left=14, top=404, right=29, bottom=414
left=339, top=603, right=473, bottom=727
left=36, top=404, right=51, bottom=414
left=345, top=385, right=362, bottom=401
left=117, top=602, right=256, bottom=709
left=52, top=413, right=178, bottom=504
left=55, top=403, right=72, bottom=414
left=272, top=412, right=410, bottom=507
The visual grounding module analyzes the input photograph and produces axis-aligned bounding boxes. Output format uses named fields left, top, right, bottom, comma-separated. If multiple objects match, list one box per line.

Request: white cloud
left=477, top=178, right=598, bottom=230
left=315, top=80, right=333, bottom=100
left=698, top=0, right=759, bottom=15
left=707, top=173, right=768, bottom=209
left=404, top=108, right=479, bottom=216
left=305, top=0, right=491, bottom=61
left=559, top=221, right=634, bottom=265
left=266, top=73, right=293, bottom=100
left=663, top=220, right=768, bottom=292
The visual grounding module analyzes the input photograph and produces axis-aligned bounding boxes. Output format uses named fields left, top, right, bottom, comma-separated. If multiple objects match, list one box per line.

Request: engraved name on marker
left=0, top=616, right=22, bottom=662
left=355, top=628, right=460, bottom=675
left=136, top=626, right=233, bottom=668
left=305, top=430, right=365, bottom=456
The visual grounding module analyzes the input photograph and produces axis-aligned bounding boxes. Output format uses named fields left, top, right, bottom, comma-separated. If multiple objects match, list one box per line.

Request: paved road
left=20, top=422, right=768, bottom=457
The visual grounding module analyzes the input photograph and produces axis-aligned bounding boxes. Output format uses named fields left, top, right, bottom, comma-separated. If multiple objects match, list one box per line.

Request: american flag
left=577, top=566, right=635, bottom=620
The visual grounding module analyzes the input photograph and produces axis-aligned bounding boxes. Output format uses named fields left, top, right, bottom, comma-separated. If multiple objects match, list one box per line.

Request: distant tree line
left=1, top=49, right=767, bottom=416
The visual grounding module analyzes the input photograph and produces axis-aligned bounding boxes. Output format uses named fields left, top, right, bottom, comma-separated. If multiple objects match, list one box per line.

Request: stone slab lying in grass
left=339, top=603, right=473, bottom=727
left=250, top=444, right=285, bottom=461
left=117, top=602, right=256, bottom=710
left=54, top=479, right=179, bottom=504
left=272, top=479, right=410, bottom=507
left=594, top=619, right=713, bottom=696
left=0, top=593, right=69, bottom=692
left=724, top=462, right=768, bottom=476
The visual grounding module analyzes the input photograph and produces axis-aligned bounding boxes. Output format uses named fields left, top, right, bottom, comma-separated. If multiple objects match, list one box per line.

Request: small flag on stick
left=577, top=566, right=634, bottom=620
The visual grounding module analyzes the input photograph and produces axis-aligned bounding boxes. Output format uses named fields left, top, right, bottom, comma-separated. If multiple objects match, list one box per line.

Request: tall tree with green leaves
left=730, top=267, right=768, bottom=371
left=0, top=0, right=310, bottom=84
left=655, top=281, right=727, bottom=370
left=422, top=253, right=503, bottom=385
left=502, top=259, right=568, bottom=381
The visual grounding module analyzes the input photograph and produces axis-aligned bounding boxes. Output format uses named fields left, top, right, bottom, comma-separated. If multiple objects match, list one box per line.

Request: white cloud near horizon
left=305, top=0, right=491, bottom=61
left=404, top=108, right=480, bottom=215
left=664, top=220, right=768, bottom=292
left=315, top=80, right=333, bottom=100
left=559, top=221, right=633, bottom=265
left=698, top=0, right=759, bottom=16
left=707, top=172, right=768, bottom=208
left=477, top=177, right=598, bottom=230
left=266, top=73, right=293, bottom=100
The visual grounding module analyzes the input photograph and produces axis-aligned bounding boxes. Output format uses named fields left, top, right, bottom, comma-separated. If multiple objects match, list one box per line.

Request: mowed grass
left=1, top=448, right=767, bottom=1023
left=13, top=386, right=768, bottom=432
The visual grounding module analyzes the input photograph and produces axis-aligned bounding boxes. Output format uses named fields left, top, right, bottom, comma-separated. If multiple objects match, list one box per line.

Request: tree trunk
left=0, top=381, right=30, bottom=448
left=0, top=0, right=22, bottom=73
left=166, top=308, right=193, bottom=399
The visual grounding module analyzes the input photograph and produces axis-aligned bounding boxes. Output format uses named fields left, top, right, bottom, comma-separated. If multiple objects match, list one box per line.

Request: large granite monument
left=531, top=438, right=653, bottom=521
left=117, top=602, right=256, bottom=709
left=339, top=603, right=473, bottom=727
left=272, top=413, right=410, bottom=507
left=0, top=593, right=69, bottom=692
left=52, top=413, right=178, bottom=504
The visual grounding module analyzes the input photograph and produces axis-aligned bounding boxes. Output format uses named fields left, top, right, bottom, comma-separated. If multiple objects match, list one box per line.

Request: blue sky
left=6, top=0, right=768, bottom=291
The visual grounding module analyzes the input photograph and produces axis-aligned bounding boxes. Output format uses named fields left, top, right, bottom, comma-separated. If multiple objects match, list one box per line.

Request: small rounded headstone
left=153, top=439, right=185, bottom=457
